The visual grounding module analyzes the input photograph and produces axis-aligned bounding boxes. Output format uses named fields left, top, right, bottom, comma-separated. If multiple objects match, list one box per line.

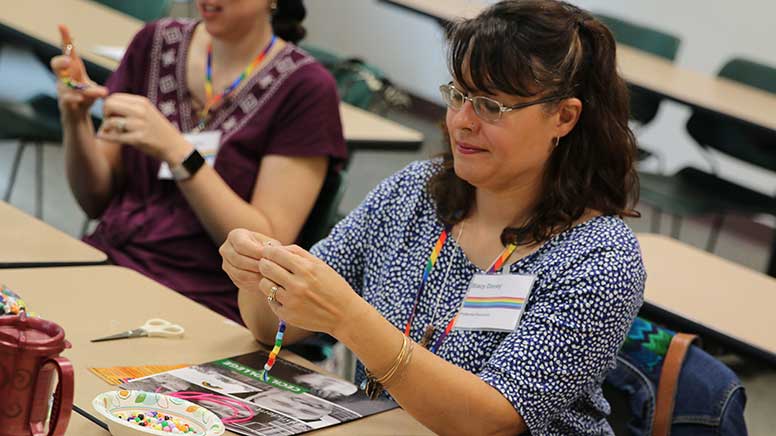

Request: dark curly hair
left=428, top=0, right=640, bottom=246
left=272, top=0, right=307, bottom=44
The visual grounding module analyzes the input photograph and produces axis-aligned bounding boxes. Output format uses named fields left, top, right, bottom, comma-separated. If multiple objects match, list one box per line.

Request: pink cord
left=154, top=389, right=255, bottom=424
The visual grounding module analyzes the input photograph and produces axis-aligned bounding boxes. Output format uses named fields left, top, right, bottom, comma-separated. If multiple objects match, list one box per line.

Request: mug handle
left=29, top=357, right=74, bottom=436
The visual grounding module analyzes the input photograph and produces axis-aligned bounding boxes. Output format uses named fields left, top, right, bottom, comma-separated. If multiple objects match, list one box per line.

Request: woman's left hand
left=98, top=93, right=191, bottom=164
left=258, top=244, right=364, bottom=336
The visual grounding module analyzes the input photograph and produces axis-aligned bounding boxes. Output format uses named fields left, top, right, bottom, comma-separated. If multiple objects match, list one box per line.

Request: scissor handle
left=143, top=318, right=184, bottom=338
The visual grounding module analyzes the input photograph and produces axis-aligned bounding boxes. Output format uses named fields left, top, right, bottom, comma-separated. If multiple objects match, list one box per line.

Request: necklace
left=197, top=34, right=277, bottom=130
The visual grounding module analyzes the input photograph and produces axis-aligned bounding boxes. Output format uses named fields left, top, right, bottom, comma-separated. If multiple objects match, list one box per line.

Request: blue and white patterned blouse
left=310, top=159, right=645, bottom=435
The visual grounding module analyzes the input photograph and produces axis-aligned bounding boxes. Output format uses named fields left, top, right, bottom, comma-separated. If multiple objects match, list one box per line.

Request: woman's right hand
left=220, top=229, right=276, bottom=294
left=50, top=24, right=107, bottom=118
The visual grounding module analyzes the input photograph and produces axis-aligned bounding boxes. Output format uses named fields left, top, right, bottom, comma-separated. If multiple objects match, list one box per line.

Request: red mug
left=0, top=313, right=74, bottom=436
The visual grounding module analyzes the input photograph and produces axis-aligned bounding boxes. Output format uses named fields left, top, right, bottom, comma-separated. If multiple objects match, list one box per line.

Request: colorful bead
left=112, top=410, right=198, bottom=434
left=261, top=319, right=286, bottom=381
left=61, top=77, right=89, bottom=90
left=0, top=285, right=28, bottom=316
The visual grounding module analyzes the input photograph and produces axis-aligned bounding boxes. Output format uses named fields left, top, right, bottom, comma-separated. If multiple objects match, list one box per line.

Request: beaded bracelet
left=261, top=320, right=286, bottom=382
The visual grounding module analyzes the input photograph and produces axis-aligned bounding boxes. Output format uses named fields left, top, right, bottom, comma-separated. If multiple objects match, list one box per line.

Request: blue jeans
left=605, top=345, right=747, bottom=435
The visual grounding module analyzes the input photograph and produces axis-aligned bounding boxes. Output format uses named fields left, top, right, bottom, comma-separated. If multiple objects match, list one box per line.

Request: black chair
left=296, top=168, right=348, bottom=250
left=1, top=95, right=62, bottom=217
left=288, top=168, right=348, bottom=363
left=639, top=58, right=776, bottom=260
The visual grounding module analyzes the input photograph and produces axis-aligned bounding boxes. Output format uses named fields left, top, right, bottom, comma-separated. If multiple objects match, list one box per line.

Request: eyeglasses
left=439, top=82, right=566, bottom=122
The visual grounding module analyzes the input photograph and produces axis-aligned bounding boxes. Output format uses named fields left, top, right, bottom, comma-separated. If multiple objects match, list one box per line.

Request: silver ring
left=115, top=118, right=127, bottom=133
left=267, top=285, right=279, bottom=303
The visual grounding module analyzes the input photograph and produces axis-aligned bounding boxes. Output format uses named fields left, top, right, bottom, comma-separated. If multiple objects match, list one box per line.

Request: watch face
left=172, top=149, right=205, bottom=181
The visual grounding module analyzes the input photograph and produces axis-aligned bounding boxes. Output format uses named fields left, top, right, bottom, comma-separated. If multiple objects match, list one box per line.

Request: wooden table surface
left=639, top=233, right=776, bottom=363
left=2, top=266, right=431, bottom=435
left=0, top=0, right=424, bottom=149
left=0, top=201, right=106, bottom=267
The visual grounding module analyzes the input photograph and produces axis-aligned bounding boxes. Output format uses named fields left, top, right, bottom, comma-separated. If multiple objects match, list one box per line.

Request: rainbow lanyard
left=405, top=228, right=517, bottom=353
left=199, top=35, right=277, bottom=130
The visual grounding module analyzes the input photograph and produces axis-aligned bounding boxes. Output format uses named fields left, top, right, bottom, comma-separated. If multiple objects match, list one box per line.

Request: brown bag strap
left=653, top=332, right=698, bottom=436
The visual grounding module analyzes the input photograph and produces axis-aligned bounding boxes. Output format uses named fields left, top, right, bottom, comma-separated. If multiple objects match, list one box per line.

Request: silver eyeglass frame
left=439, top=82, right=568, bottom=122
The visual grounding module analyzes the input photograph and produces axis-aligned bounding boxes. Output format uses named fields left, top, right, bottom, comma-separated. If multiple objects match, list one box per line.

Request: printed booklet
left=122, top=350, right=397, bottom=436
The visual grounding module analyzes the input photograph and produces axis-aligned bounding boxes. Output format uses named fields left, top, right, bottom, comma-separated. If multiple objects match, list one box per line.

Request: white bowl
left=92, top=390, right=225, bottom=436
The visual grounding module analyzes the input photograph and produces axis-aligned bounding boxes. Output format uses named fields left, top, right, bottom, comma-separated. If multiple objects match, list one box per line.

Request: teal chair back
left=298, top=43, right=386, bottom=111
left=330, top=60, right=387, bottom=111
left=596, top=13, right=681, bottom=125
left=596, top=14, right=680, bottom=60
left=92, top=0, right=172, bottom=22
left=719, top=58, right=776, bottom=94
left=298, top=43, right=342, bottom=70
left=296, top=169, right=348, bottom=249
left=686, top=58, right=776, bottom=172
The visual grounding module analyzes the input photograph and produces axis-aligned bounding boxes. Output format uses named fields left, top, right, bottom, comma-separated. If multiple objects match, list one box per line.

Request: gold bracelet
left=375, top=335, right=409, bottom=384
left=382, top=340, right=415, bottom=389
left=364, top=334, right=409, bottom=400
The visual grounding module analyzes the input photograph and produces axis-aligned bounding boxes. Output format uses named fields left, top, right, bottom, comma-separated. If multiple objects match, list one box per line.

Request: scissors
left=91, top=318, right=185, bottom=342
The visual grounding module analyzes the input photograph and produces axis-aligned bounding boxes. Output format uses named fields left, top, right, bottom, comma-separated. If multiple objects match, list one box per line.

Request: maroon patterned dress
left=85, top=19, right=347, bottom=322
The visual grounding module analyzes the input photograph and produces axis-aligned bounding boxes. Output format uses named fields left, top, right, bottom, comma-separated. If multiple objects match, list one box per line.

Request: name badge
left=452, top=273, right=536, bottom=332
left=158, top=130, right=222, bottom=179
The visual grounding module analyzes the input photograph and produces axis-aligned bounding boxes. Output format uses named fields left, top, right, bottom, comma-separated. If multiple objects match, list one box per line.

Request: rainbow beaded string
left=61, top=77, right=89, bottom=90
left=58, top=39, right=89, bottom=91
left=261, top=320, right=286, bottom=382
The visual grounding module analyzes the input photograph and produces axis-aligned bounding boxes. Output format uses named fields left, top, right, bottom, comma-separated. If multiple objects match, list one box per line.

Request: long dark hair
left=272, top=0, right=306, bottom=44
left=428, top=0, right=639, bottom=246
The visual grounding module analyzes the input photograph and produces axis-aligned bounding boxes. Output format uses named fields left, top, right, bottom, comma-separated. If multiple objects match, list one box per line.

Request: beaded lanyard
left=407, top=228, right=518, bottom=353
left=198, top=35, right=277, bottom=130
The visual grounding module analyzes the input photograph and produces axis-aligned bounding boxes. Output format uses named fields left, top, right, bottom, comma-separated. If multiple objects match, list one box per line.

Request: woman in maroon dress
left=51, top=0, right=347, bottom=322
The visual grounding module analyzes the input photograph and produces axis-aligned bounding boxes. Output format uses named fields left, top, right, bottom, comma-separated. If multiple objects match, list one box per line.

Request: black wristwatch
left=170, top=149, right=205, bottom=181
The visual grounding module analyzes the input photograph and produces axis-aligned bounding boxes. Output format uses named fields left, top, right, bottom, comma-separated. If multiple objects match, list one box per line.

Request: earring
left=270, top=0, right=278, bottom=13
left=554, top=136, right=560, bottom=148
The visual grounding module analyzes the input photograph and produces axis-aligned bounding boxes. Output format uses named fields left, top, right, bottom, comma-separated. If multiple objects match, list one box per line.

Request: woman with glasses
left=50, top=0, right=347, bottom=323
left=222, top=0, right=644, bottom=434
